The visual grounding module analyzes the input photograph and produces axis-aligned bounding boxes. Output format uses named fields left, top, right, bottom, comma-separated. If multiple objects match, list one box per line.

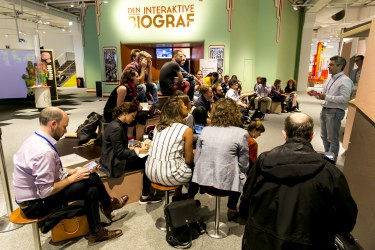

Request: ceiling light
left=70, top=3, right=74, bottom=7
left=62, top=29, right=66, bottom=32
left=69, top=21, right=73, bottom=26
left=293, top=6, right=299, bottom=11
left=5, top=34, right=8, bottom=38
left=18, top=31, right=22, bottom=34
left=43, top=31, right=46, bottom=34
left=103, top=1, right=109, bottom=3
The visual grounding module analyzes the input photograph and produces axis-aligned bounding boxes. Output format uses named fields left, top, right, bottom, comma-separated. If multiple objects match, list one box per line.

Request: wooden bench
left=9, top=208, right=50, bottom=250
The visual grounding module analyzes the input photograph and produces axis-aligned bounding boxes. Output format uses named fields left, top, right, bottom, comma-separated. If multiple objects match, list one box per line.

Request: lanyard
left=324, top=75, right=342, bottom=94
left=34, top=132, right=62, bottom=169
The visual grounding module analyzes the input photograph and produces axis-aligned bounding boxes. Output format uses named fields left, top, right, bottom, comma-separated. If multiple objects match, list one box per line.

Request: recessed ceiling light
left=5, top=34, right=8, bottom=37
left=103, top=1, right=108, bottom=3
left=19, top=31, right=22, bottom=34
left=43, top=31, right=46, bottom=34
left=69, top=21, right=73, bottom=26
left=70, top=3, right=74, bottom=7
left=62, top=29, right=66, bottom=32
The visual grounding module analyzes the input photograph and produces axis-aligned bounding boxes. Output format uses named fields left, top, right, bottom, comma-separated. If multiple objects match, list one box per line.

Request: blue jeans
left=136, top=83, right=159, bottom=107
left=320, top=108, right=345, bottom=162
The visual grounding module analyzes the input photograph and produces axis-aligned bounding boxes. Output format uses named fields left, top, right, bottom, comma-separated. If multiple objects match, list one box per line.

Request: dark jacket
left=99, top=118, right=137, bottom=178
left=241, top=138, right=357, bottom=250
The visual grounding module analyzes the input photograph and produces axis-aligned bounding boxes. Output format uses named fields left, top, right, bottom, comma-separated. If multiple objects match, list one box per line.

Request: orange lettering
left=186, top=13, right=194, bottom=27
left=153, top=15, right=164, bottom=28
left=166, top=15, right=175, bottom=28
left=141, top=15, right=152, bottom=28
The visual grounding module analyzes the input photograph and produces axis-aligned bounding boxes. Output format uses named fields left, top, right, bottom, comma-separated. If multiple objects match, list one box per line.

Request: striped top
left=145, top=123, right=192, bottom=186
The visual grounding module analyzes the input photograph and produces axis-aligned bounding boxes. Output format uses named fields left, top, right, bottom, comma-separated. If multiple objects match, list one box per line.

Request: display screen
left=156, top=48, right=172, bottom=59
left=0, top=49, right=35, bottom=99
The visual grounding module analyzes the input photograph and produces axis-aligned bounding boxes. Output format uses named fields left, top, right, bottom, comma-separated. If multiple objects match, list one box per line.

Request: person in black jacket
left=100, top=102, right=161, bottom=205
left=241, top=113, right=357, bottom=250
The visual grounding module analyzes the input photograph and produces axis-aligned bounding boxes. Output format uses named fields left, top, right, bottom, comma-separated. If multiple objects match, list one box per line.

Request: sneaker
left=138, top=195, right=162, bottom=205
left=88, top=227, right=123, bottom=246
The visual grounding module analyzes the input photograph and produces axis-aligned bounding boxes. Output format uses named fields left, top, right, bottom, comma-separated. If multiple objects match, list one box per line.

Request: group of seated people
left=12, top=49, right=356, bottom=248
left=249, top=76, right=301, bottom=113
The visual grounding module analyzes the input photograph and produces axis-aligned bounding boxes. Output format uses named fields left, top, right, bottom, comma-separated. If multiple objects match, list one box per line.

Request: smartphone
left=87, top=161, right=98, bottom=170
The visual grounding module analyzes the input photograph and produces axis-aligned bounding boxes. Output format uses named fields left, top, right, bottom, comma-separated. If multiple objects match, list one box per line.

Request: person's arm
left=182, top=127, right=194, bottom=164
left=109, top=123, right=137, bottom=159
left=139, top=58, right=148, bottom=84
left=116, top=85, right=127, bottom=107
left=331, top=167, right=358, bottom=234
left=238, top=132, right=250, bottom=173
left=146, top=59, right=152, bottom=84
left=177, top=70, right=184, bottom=83
left=50, top=167, right=91, bottom=196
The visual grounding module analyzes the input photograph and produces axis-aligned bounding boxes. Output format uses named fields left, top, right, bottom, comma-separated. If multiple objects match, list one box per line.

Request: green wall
left=83, top=7, right=101, bottom=90
left=83, top=0, right=301, bottom=92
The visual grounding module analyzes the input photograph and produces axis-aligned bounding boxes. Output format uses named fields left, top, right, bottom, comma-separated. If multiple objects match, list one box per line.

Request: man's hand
left=317, top=93, right=326, bottom=100
left=68, top=167, right=90, bottom=183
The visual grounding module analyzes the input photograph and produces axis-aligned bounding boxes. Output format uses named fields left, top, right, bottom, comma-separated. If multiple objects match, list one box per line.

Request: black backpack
left=76, top=112, right=102, bottom=144
left=164, top=200, right=206, bottom=249
left=251, top=110, right=265, bottom=120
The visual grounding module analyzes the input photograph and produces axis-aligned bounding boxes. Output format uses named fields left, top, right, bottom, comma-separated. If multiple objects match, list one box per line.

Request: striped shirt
left=145, top=123, right=192, bottom=186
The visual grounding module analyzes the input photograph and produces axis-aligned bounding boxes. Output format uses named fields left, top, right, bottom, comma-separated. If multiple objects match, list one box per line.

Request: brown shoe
left=88, top=227, right=123, bottom=246
left=102, top=195, right=129, bottom=220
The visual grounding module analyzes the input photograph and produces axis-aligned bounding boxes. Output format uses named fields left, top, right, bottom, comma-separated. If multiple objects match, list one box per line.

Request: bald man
left=13, top=107, right=124, bottom=245
left=241, top=113, right=357, bottom=250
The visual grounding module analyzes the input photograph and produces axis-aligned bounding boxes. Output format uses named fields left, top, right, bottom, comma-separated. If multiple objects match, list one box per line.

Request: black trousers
left=20, top=173, right=110, bottom=233
left=126, top=156, right=151, bottom=196
left=271, top=95, right=286, bottom=110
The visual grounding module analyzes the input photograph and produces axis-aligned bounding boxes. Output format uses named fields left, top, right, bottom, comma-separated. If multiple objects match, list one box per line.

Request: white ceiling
left=292, top=0, right=375, bottom=40
left=1, top=0, right=374, bottom=38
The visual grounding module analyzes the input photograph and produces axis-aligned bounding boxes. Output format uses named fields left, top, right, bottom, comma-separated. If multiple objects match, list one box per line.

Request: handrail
left=55, top=52, right=75, bottom=69
left=58, top=61, right=75, bottom=76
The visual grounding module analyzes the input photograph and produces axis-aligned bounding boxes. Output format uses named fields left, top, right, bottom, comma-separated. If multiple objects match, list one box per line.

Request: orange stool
left=9, top=208, right=50, bottom=250
left=151, top=183, right=179, bottom=231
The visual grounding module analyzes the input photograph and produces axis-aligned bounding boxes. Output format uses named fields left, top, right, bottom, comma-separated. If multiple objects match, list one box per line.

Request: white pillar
left=297, top=12, right=316, bottom=92
left=72, top=22, right=85, bottom=79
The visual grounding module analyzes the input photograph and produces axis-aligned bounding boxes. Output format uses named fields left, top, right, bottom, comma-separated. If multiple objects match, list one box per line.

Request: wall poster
left=209, top=45, right=225, bottom=79
left=40, top=49, right=58, bottom=100
left=103, top=47, right=118, bottom=82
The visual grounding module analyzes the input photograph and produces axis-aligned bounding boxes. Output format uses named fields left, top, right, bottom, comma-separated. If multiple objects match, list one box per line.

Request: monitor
left=156, top=48, right=172, bottom=59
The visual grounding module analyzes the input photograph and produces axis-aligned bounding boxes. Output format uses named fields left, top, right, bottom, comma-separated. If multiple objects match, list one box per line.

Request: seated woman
left=284, top=79, right=301, bottom=112
left=192, top=98, right=249, bottom=220
left=247, top=119, right=265, bottom=170
left=145, top=97, right=194, bottom=198
left=100, top=102, right=161, bottom=205
left=269, top=79, right=288, bottom=113
left=103, top=69, right=148, bottom=139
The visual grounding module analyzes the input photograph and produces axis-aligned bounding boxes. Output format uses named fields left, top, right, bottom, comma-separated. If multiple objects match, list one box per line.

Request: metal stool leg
left=155, top=190, right=169, bottom=231
left=206, top=196, right=229, bottom=239
left=32, top=223, right=42, bottom=250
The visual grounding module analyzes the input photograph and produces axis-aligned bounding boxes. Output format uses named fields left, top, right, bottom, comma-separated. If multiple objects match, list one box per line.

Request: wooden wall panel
left=355, top=20, right=375, bottom=122
left=344, top=110, right=375, bottom=250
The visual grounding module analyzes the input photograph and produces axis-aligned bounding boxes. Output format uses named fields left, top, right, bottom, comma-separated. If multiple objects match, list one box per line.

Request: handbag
left=164, top=200, right=206, bottom=249
left=51, top=215, right=89, bottom=243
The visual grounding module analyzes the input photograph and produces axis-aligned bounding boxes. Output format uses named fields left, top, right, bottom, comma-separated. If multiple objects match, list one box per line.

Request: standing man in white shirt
left=316, top=56, right=353, bottom=162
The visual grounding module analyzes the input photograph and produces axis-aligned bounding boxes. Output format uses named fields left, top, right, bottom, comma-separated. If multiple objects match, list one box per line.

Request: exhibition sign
left=127, top=4, right=195, bottom=29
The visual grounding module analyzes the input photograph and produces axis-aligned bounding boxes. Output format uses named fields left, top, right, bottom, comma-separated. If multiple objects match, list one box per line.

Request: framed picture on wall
left=209, top=45, right=225, bottom=79
left=103, top=47, right=118, bottom=82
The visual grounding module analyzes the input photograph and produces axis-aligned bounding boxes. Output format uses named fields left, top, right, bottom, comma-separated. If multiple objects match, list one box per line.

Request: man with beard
left=13, top=107, right=125, bottom=245
left=212, top=84, right=225, bottom=102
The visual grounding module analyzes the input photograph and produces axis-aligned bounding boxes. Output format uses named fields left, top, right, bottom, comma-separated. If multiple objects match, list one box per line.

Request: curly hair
left=210, top=98, right=243, bottom=127
left=287, top=79, right=296, bottom=88
left=120, top=69, right=137, bottom=85
left=112, top=102, right=138, bottom=118
left=157, top=97, right=185, bottom=132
